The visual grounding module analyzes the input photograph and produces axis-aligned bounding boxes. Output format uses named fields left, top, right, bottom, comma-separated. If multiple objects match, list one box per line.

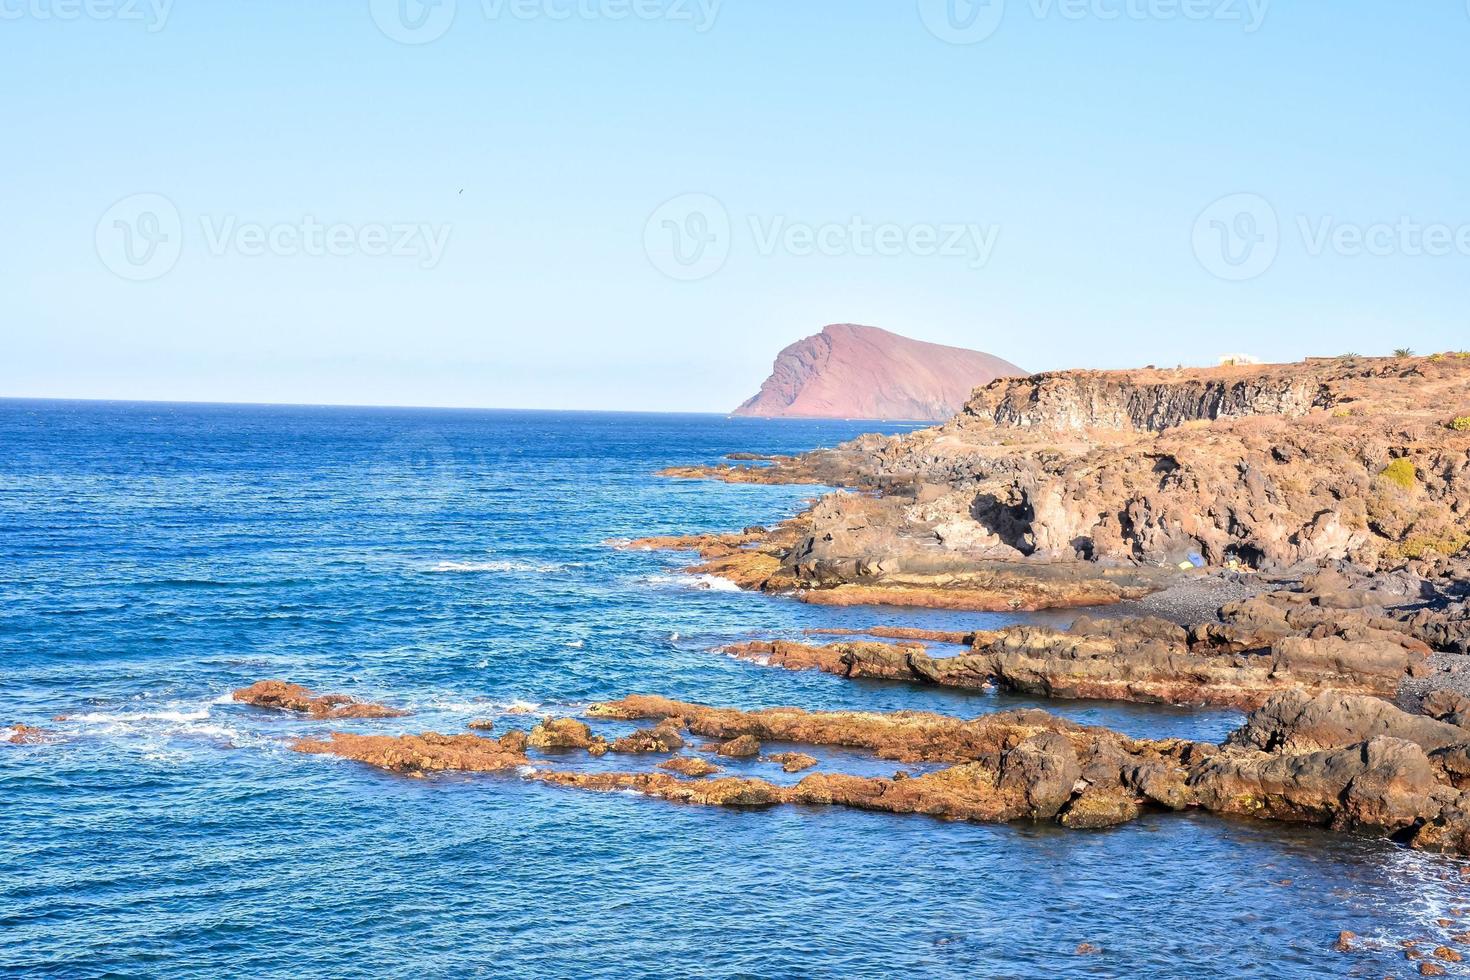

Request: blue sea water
left=2, top=400, right=1467, bottom=978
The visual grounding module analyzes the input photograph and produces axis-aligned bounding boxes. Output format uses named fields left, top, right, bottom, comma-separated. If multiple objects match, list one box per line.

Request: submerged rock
left=233, top=680, right=408, bottom=719
left=4, top=724, right=50, bottom=745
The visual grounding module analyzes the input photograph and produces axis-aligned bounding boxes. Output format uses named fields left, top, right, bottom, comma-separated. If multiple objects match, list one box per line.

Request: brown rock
left=232, top=680, right=408, bottom=719
left=292, top=731, right=526, bottom=775
left=527, top=717, right=596, bottom=751
left=767, top=752, right=819, bottom=773
left=726, top=614, right=1411, bottom=710
left=1230, top=690, right=1470, bottom=754
left=806, top=625, right=979, bottom=645
left=1333, top=930, right=1355, bottom=952
left=1190, top=736, right=1456, bottom=834
left=1420, top=962, right=1447, bottom=976
left=5, top=724, right=50, bottom=745
left=1435, top=946, right=1463, bottom=962
left=498, top=729, right=529, bottom=754
left=611, top=721, right=685, bottom=754
left=716, top=735, right=762, bottom=758
left=665, top=357, right=1470, bottom=602
left=1075, top=943, right=1101, bottom=955
left=467, top=719, right=495, bottom=732
left=534, top=770, right=787, bottom=807
left=657, top=756, right=722, bottom=778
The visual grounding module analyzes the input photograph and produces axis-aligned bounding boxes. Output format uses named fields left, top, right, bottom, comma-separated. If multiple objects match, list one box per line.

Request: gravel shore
left=1071, top=570, right=1274, bottom=627
left=1398, top=651, right=1470, bottom=711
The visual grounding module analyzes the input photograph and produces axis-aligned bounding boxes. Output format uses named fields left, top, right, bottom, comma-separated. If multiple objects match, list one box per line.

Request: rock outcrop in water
left=284, top=685, right=1470, bottom=854
left=733, top=324, right=1024, bottom=421
left=233, top=680, right=408, bottom=719
left=723, top=608, right=1419, bottom=710
left=4, top=725, right=51, bottom=745
left=720, top=565, right=1445, bottom=708
left=293, top=731, right=528, bottom=774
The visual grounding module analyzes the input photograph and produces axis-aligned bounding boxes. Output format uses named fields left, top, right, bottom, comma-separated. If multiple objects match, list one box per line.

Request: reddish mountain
left=733, top=324, right=1025, bottom=421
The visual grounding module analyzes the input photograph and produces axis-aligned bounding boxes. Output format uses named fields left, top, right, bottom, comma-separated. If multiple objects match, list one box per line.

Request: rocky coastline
left=239, top=681, right=1470, bottom=864
left=597, top=354, right=1470, bottom=862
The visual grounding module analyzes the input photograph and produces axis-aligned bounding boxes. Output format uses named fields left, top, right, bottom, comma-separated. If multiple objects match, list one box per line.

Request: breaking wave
left=641, top=573, right=742, bottom=593
left=427, top=559, right=572, bottom=575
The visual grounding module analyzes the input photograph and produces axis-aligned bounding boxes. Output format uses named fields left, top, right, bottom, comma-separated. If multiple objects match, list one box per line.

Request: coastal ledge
left=284, top=685, right=1470, bottom=861
left=718, top=570, right=1438, bottom=710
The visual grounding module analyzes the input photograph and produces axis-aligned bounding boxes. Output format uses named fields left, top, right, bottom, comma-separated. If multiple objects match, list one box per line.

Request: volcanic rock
left=664, top=357, right=1470, bottom=610
left=4, top=724, right=50, bottom=745
left=766, top=752, right=819, bottom=773
left=611, top=721, right=685, bottom=754
left=1230, top=690, right=1470, bottom=754
left=233, top=680, right=408, bottom=719
left=292, top=731, right=527, bottom=775
left=716, top=735, right=762, bottom=758
left=657, top=756, right=722, bottom=778
left=724, top=610, right=1414, bottom=709
left=527, top=717, right=597, bottom=751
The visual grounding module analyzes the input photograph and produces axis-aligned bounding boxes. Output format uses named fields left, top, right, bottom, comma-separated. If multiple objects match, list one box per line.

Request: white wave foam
left=565, top=639, right=585, bottom=649
left=71, top=707, right=212, bottom=724
left=690, top=574, right=741, bottom=592
left=642, top=573, right=741, bottom=593
left=431, top=701, right=489, bottom=714
left=427, top=559, right=569, bottom=575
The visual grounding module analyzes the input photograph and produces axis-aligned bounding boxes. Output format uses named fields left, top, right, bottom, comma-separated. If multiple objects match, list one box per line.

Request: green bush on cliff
left=1385, top=533, right=1470, bottom=562
left=1393, top=347, right=1415, bottom=358
left=1381, top=458, right=1417, bottom=490
left=1451, top=416, right=1470, bottom=432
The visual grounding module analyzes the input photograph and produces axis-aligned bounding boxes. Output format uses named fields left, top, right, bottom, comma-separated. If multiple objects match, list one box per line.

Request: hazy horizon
left=6, top=3, right=1467, bottom=411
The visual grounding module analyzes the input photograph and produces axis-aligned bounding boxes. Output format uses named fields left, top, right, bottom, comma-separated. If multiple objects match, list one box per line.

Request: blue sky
left=3, top=1, right=1467, bottom=410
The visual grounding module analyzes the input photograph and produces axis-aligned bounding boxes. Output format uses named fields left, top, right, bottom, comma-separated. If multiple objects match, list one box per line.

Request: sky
left=3, top=0, right=1468, bottom=411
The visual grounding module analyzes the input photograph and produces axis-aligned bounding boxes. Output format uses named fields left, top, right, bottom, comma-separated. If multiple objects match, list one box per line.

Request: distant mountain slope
left=733, top=323, right=1025, bottom=421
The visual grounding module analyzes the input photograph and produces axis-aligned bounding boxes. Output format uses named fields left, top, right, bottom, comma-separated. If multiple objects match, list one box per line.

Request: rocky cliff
left=662, top=354, right=1470, bottom=604
left=733, top=323, right=1024, bottom=421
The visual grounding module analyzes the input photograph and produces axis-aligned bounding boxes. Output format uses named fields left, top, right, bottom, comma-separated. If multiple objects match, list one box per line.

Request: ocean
left=1, top=400, right=1463, bottom=978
